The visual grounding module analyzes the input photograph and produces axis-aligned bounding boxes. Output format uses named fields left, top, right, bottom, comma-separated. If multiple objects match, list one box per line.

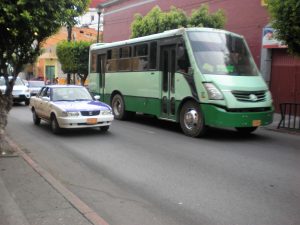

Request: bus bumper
left=201, top=104, right=274, bottom=128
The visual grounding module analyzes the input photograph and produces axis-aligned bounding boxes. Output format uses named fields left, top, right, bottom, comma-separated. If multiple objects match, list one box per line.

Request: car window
left=52, top=87, right=93, bottom=101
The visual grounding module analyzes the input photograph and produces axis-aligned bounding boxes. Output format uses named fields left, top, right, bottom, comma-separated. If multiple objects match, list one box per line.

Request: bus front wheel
left=180, top=101, right=206, bottom=137
left=235, top=127, right=257, bottom=134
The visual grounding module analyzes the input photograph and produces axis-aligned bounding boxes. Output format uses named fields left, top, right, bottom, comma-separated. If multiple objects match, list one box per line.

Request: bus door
left=98, top=54, right=106, bottom=101
left=160, top=45, right=176, bottom=120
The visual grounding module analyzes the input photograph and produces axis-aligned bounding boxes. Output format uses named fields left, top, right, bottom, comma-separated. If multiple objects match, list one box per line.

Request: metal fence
left=277, top=103, right=300, bottom=130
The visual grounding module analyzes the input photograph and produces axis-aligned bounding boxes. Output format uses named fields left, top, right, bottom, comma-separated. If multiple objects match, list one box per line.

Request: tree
left=131, top=4, right=226, bottom=38
left=131, top=6, right=188, bottom=38
left=0, top=0, right=89, bottom=153
left=56, top=41, right=91, bottom=86
left=189, top=4, right=225, bottom=29
left=267, top=0, right=300, bottom=56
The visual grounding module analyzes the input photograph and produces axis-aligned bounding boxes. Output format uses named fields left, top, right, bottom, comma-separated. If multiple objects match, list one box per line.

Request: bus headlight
left=203, top=83, right=224, bottom=100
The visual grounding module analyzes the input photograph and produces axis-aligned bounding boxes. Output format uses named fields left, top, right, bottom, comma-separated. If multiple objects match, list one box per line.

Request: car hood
left=53, top=100, right=111, bottom=112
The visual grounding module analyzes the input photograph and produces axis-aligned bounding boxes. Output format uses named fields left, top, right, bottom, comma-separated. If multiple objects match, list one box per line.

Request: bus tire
left=235, top=127, right=257, bottom=134
left=111, top=94, right=127, bottom=120
left=180, top=101, right=206, bottom=137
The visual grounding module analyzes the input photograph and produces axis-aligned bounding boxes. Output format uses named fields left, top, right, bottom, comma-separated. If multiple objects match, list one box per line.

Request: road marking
left=5, top=136, right=110, bottom=225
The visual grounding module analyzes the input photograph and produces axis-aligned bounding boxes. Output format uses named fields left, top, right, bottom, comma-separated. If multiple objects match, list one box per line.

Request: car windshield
left=52, top=87, right=93, bottom=101
left=187, top=31, right=259, bottom=76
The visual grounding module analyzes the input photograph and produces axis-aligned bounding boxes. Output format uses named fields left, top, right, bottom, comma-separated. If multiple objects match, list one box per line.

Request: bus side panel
left=173, top=72, right=195, bottom=121
left=201, top=104, right=273, bottom=127
left=105, top=71, right=162, bottom=116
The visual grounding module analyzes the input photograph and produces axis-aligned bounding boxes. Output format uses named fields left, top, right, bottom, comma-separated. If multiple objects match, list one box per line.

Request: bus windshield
left=188, top=31, right=258, bottom=76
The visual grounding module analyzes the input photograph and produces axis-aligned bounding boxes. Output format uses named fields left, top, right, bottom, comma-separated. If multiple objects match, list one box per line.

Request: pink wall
left=103, top=0, right=270, bottom=65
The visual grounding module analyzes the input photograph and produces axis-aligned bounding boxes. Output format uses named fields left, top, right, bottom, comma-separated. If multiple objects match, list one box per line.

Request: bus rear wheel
left=111, top=94, right=128, bottom=120
left=180, top=101, right=206, bottom=137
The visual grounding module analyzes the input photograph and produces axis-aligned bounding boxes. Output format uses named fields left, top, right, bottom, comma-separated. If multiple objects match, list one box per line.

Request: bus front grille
left=231, top=91, right=266, bottom=102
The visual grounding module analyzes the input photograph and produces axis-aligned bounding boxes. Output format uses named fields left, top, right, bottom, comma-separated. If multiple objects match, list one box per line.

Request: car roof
left=47, top=85, right=85, bottom=88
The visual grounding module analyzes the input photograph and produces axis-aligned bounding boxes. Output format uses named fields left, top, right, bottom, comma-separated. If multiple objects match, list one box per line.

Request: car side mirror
left=94, top=95, right=100, bottom=101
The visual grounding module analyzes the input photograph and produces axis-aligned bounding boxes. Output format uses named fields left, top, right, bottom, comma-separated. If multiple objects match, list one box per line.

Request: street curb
left=5, top=135, right=110, bottom=225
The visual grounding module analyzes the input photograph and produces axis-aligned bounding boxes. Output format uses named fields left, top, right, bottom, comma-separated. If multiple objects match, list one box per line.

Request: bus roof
left=90, top=27, right=242, bottom=51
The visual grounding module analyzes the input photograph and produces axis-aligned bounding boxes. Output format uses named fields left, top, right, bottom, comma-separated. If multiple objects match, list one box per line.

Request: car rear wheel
left=51, top=115, right=61, bottom=134
left=32, top=109, right=41, bottom=125
left=25, top=99, right=30, bottom=105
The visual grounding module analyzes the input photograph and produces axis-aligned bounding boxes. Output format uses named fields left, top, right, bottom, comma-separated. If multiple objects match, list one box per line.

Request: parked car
left=28, top=80, right=45, bottom=96
left=0, top=76, right=31, bottom=105
left=29, top=85, right=114, bottom=134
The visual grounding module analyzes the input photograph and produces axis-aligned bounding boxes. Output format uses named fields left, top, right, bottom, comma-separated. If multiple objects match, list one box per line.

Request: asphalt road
left=6, top=104, right=300, bottom=225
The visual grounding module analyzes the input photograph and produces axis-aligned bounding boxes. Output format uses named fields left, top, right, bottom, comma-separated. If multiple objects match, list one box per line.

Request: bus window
left=177, top=44, right=190, bottom=74
left=107, top=49, right=118, bottom=72
left=90, top=53, right=97, bottom=73
left=149, top=42, right=157, bottom=69
left=132, top=44, right=148, bottom=71
left=119, top=46, right=132, bottom=71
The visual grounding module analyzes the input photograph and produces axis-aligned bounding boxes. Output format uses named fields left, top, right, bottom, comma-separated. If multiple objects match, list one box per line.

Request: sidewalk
left=0, top=137, right=109, bottom=225
left=0, top=113, right=298, bottom=225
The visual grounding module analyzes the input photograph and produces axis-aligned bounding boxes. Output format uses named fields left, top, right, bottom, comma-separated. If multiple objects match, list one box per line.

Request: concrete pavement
left=0, top=137, right=109, bottom=225
left=0, top=113, right=298, bottom=225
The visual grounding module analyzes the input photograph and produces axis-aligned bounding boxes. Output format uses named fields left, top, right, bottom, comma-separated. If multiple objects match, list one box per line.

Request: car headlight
left=62, top=111, right=80, bottom=117
left=203, top=83, right=224, bottom=100
left=101, top=110, right=112, bottom=115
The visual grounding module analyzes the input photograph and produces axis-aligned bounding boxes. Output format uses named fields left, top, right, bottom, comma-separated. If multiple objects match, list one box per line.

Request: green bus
left=88, top=28, right=273, bottom=137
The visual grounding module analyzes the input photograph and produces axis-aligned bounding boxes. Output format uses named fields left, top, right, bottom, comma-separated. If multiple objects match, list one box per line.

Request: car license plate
left=252, top=120, right=261, bottom=126
left=87, top=118, right=97, bottom=124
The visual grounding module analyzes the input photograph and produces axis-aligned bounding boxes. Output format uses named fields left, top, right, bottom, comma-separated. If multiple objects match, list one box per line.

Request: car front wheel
left=100, top=126, right=109, bottom=132
left=51, top=115, right=61, bottom=134
left=32, top=108, right=41, bottom=125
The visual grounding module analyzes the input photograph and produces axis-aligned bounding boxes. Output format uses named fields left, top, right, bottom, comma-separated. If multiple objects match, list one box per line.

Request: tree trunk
left=0, top=93, right=13, bottom=153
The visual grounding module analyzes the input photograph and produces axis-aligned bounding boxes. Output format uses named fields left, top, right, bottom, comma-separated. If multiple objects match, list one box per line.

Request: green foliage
left=0, top=0, right=90, bottom=79
left=56, top=41, right=91, bottom=85
left=268, top=0, right=300, bottom=56
left=131, top=4, right=226, bottom=38
left=189, top=4, right=225, bottom=29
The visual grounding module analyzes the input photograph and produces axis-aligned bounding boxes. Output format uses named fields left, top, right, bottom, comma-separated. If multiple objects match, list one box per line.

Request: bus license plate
left=252, top=120, right=261, bottom=126
left=87, top=118, right=97, bottom=124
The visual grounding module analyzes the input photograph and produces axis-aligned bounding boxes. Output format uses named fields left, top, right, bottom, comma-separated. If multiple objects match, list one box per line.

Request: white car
left=0, top=76, right=31, bottom=105
left=28, top=80, right=45, bottom=96
left=29, top=85, right=114, bottom=134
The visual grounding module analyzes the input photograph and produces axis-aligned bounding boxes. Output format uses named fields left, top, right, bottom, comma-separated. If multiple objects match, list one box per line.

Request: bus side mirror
left=188, top=67, right=194, bottom=75
left=177, top=46, right=185, bottom=60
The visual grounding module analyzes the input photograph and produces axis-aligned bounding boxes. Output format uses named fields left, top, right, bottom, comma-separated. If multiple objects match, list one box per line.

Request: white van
left=0, top=76, right=31, bottom=105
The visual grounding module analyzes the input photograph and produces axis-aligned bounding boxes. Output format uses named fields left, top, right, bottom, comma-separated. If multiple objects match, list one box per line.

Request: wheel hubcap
left=113, top=99, right=121, bottom=116
left=184, top=109, right=199, bottom=130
